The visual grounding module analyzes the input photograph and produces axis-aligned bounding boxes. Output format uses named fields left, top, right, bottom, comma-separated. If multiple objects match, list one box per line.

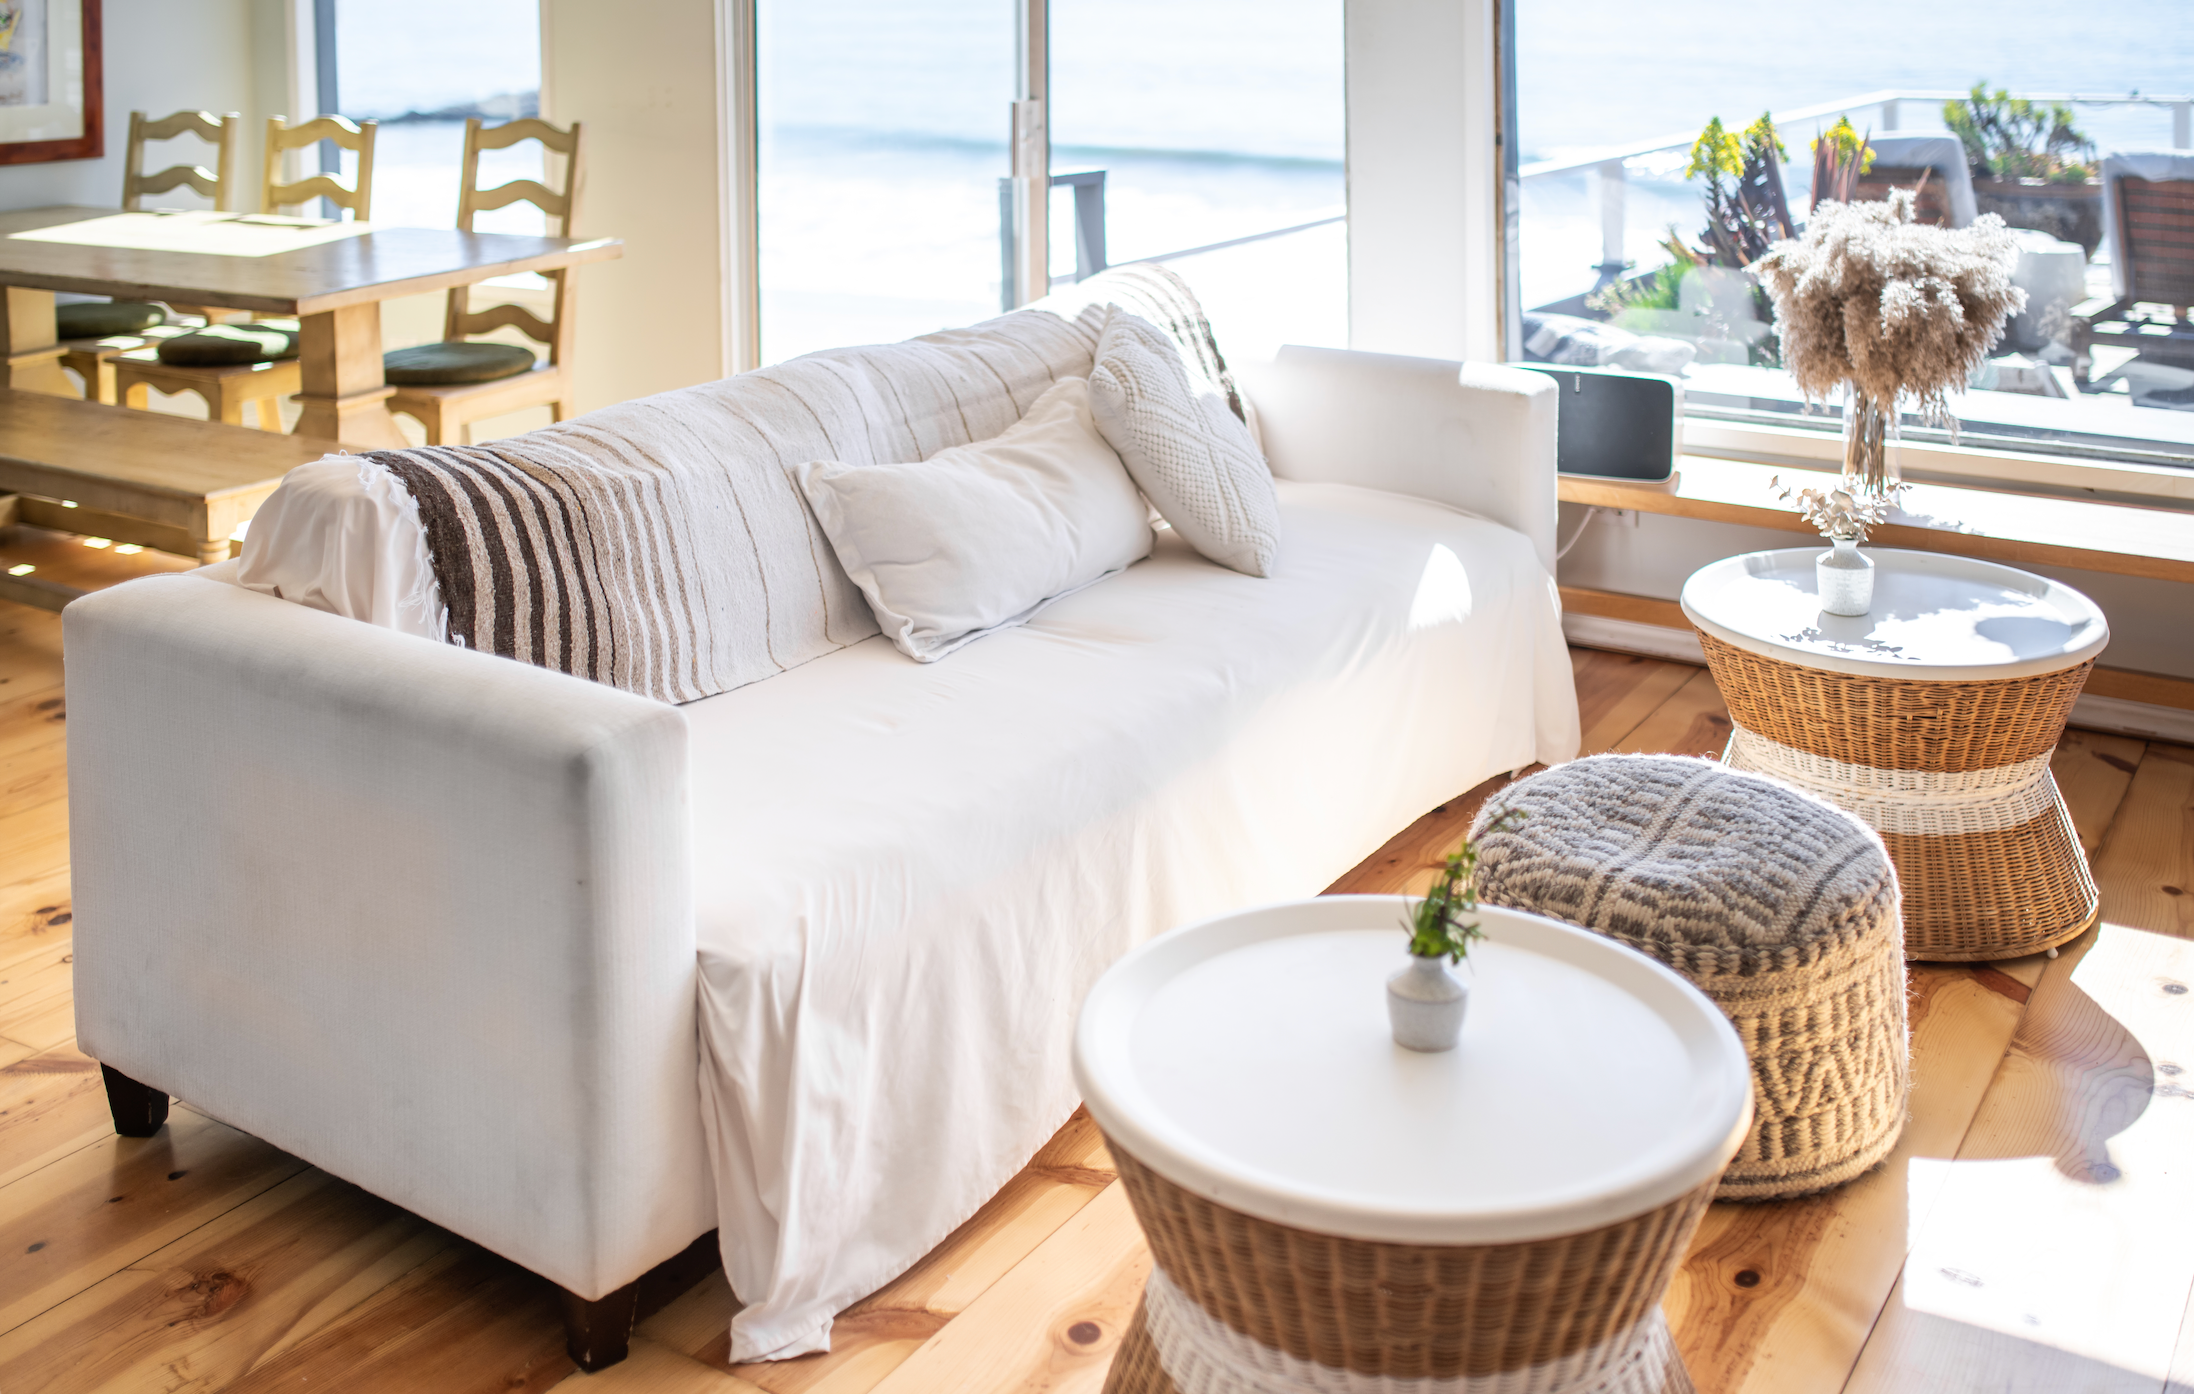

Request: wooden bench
left=1558, top=454, right=2194, bottom=713
left=0, top=388, right=335, bottom=610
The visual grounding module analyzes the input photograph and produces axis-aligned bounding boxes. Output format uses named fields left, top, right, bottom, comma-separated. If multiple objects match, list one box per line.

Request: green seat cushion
left=155, top=324, right=299, bottom=367
left=383, top=341, right=539, bottom=386
left=57, top=301, right=167, bottom=339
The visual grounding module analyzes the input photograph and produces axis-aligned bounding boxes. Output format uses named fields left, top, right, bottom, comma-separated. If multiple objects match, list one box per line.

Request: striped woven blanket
left=370, top=264, right=1236, bottom=704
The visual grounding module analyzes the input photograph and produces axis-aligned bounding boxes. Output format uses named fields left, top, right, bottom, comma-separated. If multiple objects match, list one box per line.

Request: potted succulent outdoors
left=1771, top=477, right=1894, bottom=616
left=1947, top=84, right=2103, bottom=256
left=1388, top=812, right=1522, bottom=1052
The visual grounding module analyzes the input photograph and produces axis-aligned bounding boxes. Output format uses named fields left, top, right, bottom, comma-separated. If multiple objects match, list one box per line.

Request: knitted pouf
left=1469, top=754, right=1908, bottom=1201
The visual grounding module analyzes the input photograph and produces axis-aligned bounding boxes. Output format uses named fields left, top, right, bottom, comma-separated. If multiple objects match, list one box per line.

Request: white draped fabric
left=683, top=482, right=1577, bottom=1358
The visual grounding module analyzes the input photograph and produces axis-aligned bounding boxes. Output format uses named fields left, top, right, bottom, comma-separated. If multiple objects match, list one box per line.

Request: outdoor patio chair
left=2071, top=151, right=2194, bottom=390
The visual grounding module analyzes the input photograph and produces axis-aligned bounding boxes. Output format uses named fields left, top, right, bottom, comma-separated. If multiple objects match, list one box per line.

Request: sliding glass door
left=1048, top=0, right=1346, bottom=360
left=757, top=0, right=1015, bottom=365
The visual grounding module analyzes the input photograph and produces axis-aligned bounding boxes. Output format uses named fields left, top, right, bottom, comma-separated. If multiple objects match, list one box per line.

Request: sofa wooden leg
left=100, top=1064, right=169, bottom=1138
left=558, top=1280, right=639, bottom=1373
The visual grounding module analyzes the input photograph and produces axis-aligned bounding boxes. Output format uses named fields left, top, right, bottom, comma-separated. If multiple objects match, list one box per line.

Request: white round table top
left=1072, top=896, right=1753, bottom=1246
left=1680, top=547, right=2109, bottom=681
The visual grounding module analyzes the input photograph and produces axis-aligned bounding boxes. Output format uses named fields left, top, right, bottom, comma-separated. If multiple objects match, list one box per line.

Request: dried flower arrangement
left=1751, top=190, right=2026, bottom=495
left=1770, top=476, right=1893, bottom=542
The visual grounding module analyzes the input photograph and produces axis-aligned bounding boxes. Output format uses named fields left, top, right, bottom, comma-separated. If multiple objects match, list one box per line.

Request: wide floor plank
left=0, top=1041, right=107, bottom=1190
left=0, top=1167, right=451, bottom=1393
left=1574, top=648, right=1700, bottom=754
left=863, top=1182, right=1150, bottom=1394
left=0, top=1106, right=308, bottom=1337
left=1663, top=965, right=2025, bottom=1394
left=2091, top=744, right=2194, bottom=941
left=1612, top=666, right=1734, bottom=759
left=1844, top=923, right=2194, bottom=1391
left=656, top=1110, right=1118, bottom=1394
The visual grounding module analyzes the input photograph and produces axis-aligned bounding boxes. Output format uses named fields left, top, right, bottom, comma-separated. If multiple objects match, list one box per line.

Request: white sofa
left=65, top=290, right=1580, bottom=1370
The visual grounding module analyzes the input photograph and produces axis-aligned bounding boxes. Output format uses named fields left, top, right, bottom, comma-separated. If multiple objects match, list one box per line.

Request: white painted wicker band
left=1142, top=1264, right=1679, bottom=1394
left=1724, top=725, right=2058, bottom=838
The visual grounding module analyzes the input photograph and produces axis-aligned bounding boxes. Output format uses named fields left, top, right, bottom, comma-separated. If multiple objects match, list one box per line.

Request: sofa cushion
left=1088, top=309, right=1280, bottom=577
left=795, top=376, right=1152, bottom=661
left=681, top=479, right=1579, bottom=1359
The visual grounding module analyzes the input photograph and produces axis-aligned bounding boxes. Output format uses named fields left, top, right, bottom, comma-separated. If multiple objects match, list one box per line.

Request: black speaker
left=1518, top=365, right=1681, bottom=483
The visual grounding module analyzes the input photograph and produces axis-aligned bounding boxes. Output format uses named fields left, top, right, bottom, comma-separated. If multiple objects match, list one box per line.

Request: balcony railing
left=1522, top=88, right=2194, bottom=284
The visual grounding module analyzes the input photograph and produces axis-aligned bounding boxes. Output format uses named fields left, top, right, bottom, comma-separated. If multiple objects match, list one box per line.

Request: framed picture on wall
left=0, top=0, right=99, bottom=165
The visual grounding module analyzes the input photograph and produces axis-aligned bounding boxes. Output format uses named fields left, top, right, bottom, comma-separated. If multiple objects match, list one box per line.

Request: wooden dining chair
left=61, top=109, right=245, bottom=400
left=385, top=118, right=584, bottom=445
left=113, top=324, right=303, bottom=432
left=262, top=115, right=378, bottom=220
left=124, top=109, right=243, bottom=212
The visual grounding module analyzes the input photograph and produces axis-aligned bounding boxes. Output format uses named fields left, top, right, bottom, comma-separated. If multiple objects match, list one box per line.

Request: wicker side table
left=1074, top=896, right=1753, bottom=1394
left=1681, top=548, right=2109, bottom=961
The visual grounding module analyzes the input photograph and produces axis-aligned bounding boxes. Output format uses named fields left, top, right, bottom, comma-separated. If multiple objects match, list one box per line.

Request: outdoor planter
left=1974, top=178, right=2103, bottom=258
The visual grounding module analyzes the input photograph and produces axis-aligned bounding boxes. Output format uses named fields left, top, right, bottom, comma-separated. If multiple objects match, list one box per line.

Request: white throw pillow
left=795, top=376, right=1153, bottom=662
left=1086, top=309, right=1281, bottom=577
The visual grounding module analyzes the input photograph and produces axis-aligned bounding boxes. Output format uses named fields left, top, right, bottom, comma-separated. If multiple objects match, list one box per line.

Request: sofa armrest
left=1235, top=346, right=1561, bottom=574
left=65, top=574, right=711, bottom=1299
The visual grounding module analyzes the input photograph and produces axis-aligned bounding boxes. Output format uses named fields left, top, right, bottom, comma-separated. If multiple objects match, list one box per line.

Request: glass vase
left=1842, top=384, right=1902, bottom=500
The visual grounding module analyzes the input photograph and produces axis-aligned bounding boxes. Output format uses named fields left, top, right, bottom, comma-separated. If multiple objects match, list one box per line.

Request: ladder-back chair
left=386, top=118, right=584, bottom=445
left=124, top=109, right=242, bottom=212
left=262, top=115, right=378, bottom=220
left=61, top=110, right=243, bottom=400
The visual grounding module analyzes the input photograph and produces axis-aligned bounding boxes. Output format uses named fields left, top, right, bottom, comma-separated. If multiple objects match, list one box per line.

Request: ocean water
left=320, top=0, right=2186, bottom=361
left=1516, top=0, right=2194, bottom=306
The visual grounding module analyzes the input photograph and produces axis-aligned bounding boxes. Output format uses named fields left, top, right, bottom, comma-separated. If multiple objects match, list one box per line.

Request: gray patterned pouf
left=1470, top=754, right=1908, bottom=1201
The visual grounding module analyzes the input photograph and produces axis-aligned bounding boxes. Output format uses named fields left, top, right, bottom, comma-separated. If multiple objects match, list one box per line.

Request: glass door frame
left=722, top=0, right=1049, bottom=373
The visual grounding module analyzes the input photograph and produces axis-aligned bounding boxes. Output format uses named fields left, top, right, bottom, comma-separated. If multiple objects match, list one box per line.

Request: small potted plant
left=1772, top=476, right=1895, bottom=616
left=1389, top=811, right=1522, bottom=1052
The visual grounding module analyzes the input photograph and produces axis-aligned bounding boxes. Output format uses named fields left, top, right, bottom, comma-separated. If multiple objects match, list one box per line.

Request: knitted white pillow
left=1086, top=310, right=1280, bottom=577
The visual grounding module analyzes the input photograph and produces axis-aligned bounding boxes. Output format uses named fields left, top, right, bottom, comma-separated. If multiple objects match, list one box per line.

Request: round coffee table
left=1681, top=547, right=2109, bottom=961
left=1075, top=895, right=1753, bottom=1394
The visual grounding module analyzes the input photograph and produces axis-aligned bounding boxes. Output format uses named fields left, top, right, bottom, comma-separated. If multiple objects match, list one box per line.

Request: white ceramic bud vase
left=1817, top=537, right=1875, bottom=616
left=1387, top=954, right=1468, bottom=1052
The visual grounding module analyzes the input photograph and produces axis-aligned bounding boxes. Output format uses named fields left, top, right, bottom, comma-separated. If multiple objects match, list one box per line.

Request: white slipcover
left=689, top=481, right=1574, bottom=1357
left=67, top=334, right=1575, bottom=1365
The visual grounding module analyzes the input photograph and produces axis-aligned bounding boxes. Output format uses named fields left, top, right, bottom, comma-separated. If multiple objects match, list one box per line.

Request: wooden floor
left=3, top=542, right=2193, bottom=1393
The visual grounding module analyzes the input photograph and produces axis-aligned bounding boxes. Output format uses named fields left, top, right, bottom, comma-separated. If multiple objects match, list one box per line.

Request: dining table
left=0, top=206, right=621, bottom=448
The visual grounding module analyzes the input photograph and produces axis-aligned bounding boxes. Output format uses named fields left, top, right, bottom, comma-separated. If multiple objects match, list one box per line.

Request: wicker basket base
left=1103, top=1297, right=1698, bottom=1394
left=1878, top=801, right=2099, bottom=961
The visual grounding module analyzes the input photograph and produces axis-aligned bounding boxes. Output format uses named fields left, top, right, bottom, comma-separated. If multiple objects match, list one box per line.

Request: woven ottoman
left=1471, top=754, right=1909, bottom=1200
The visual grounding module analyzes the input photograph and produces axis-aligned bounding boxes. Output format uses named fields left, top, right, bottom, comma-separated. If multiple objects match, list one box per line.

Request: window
left=1512, top=2, right=2194, bottom=472
left=333, top=0, right=544, bottom=234
left=1050, top=0, right=1345, bottom=361
left=756, top=0, right=1014, bottom=365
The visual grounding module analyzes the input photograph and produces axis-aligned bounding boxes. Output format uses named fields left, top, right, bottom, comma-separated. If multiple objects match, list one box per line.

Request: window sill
left=1679, top=417, right=2194, bottom=508
left=1557, top=452, right=2194, bottom=585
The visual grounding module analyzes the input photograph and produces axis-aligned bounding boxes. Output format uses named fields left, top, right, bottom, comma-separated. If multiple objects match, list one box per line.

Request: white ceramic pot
left=1387, top=954, right=1469, bottom=1052
left=1817, top=537, right=1875, bottom=616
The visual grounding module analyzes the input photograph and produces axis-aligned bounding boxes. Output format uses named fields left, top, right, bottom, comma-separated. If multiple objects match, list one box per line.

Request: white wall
left=540, top=0, right=728, bottom=412
left=1344, top=0, right=1501, bottom=363
left=0, top=0, right=282, bottom=215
